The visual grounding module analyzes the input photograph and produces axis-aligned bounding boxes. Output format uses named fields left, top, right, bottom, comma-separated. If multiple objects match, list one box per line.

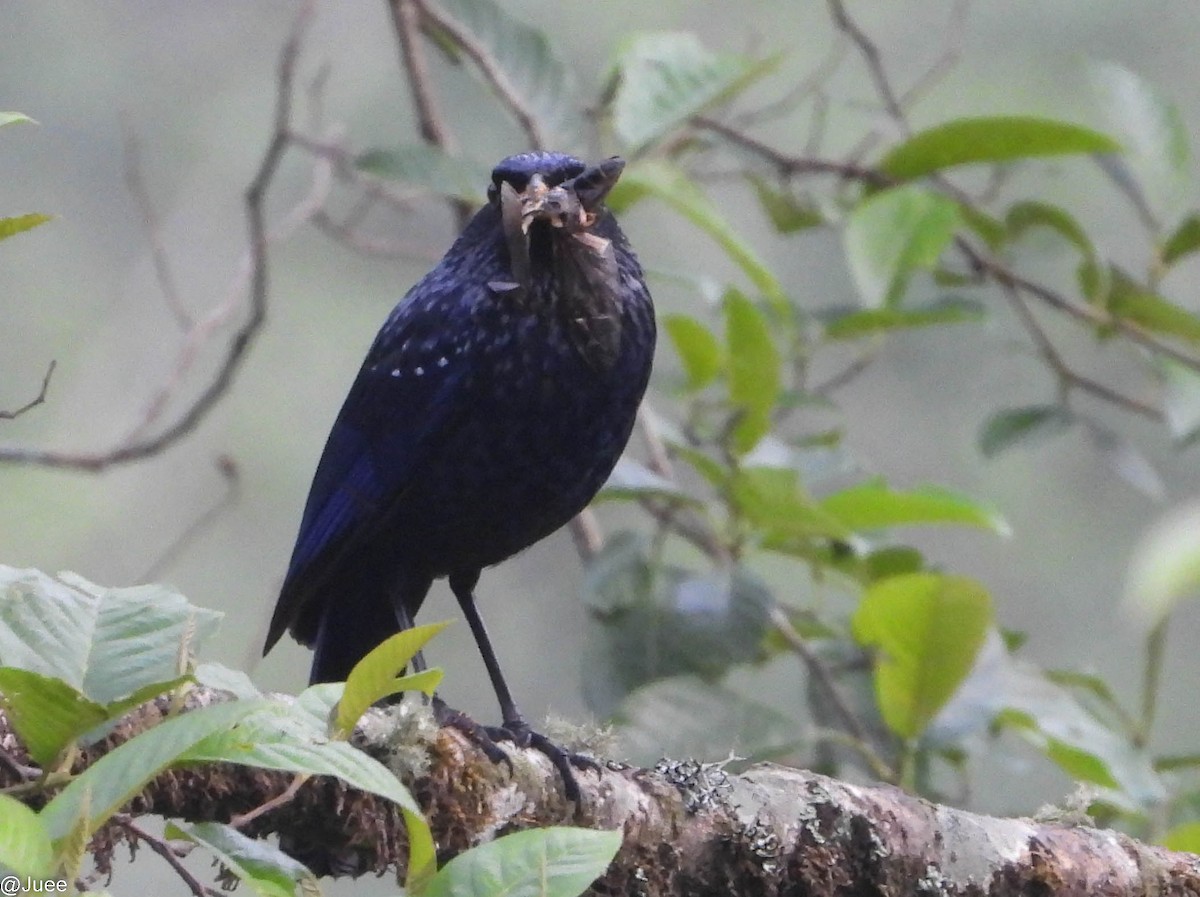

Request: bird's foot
left=432, top=699, right=597, bottom=804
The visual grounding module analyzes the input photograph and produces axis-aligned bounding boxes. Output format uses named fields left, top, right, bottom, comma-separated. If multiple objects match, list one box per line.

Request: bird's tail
left=307, top=563, right=434, bottom=685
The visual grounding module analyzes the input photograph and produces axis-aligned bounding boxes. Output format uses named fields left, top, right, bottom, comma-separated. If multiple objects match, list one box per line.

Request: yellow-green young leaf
left=731, top=466, right=850, bottom=541
left=0, top=112, right=37, bottom=128
left=404, top=808, right=437, bottom=894
left=844, top=186, right=961, bottom=307
left=334, top=621, right=449, bottom=737
left=724, top=290, right=781, bottom=453
left=663, top=314, right=722, bottom=389
left=0, top=213, right=52, bottom=241
left=423, top=827, right=622, bottom=897
left=1124, top=502, right=1200, bottom=628
left=878, top=116, right=1121, bottom=181
left=1164, top=821, right=1200, bottom=854
left=0, top=794, right=53, bottom=877
left=1044, top=738, right=1119, bottom=789
left=852, top=573, right=993, bottom=740
left=820, top=481, right=1009, bottom=535
left=608, top=161, right=787, bottom=308
left=40, top=699, right=268, bottom=842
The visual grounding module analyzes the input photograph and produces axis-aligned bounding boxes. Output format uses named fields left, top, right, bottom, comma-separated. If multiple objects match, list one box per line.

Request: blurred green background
left=3, top=0, right=1200, bottom=868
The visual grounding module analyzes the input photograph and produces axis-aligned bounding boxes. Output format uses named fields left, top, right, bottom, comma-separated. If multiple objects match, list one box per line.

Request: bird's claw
left=433, top=700, right=594, bottom=804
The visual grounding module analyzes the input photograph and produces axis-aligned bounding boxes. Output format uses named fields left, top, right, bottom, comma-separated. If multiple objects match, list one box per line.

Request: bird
left=263, top=150, right=656, bottom=795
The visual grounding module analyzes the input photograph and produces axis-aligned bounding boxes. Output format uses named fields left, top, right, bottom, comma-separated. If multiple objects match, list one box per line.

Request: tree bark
left=4, top=694, right=1198, bottom=895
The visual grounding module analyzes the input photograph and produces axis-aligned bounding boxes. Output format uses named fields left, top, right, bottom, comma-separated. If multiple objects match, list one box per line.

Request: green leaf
left=724, top=290, right=781, bottom=453
left=0, top=567, right=221, bottom=706
left=597, top=458, right=700, bottom=506
left=0, top=213, right=52, bottom=242
left=823, top=297, right=984, bottom=339
left=1089, top=62, right=1190, bottom=221
left=748, top=175, right=823, bottom=233
left=40, top=698, right=268, bottom=842
left=433, top=0, right=578, bottom=145
left=663, top=313, right=722, bottom=389
left=843, top=185, right=961, bottom=307
left=995, top=670, right=1163, bottom=806
left=0, top=112, right=37, bottom=128
left=0, top=668, right=185, bottom=768
left=608, top=161, right=787, bottom=308
left=610, top=32, right=777, bottom=151
left=0, top=794, right=53, bottom=877
left=820, top=480, right=1009, bottom=535
left=1161, top=213, right=1200, bottom=266
left=423, top=826, right=621, bottom=897
left=355, top=146, right=490, bottom=203
left=852, top=573, right=993, bottom=740
left=334, top=622, right=448, bottom=738
left=978, top=405, right=1073, bottom=458
left=878, top=116, right=1121, bottom=181
left=167, top=822, right=315, bottom=897
left=1124, top=502, right=1200, bottom=627
left=1106, top=268, right=1200, bottom=343
left=731, top=466, right=851, bottom=541
left=1004, top=201, right=1095, bottom=260
left=1164, top=821, right=1200, bottom=853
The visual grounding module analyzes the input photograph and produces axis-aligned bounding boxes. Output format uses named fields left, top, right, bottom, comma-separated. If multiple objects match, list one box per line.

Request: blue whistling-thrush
left=264, top=151, right=655, bottom=792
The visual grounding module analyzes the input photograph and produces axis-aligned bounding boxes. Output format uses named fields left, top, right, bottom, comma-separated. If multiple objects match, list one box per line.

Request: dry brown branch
left=0, top=360, right=55, bottom=421
left=3, top=693, right=1196, bottom=895
left=0, top=1, right=320, bottom=471
left=410, top=0, right=548, bottom=150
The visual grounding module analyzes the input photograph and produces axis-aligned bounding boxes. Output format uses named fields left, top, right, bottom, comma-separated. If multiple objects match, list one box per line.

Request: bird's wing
left=265, top=285, right=476, bottom=651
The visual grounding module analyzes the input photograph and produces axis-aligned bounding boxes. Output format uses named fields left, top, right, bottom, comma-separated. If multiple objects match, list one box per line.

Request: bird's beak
left=517, top=158, right=625, bottom=235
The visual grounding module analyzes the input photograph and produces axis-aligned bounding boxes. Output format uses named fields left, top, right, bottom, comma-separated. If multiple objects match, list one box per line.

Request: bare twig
left=827, top=0, right=908, bottom=136
left=387, top=0, right=474, bottom=229
left=768, top=607, right=877, bottom=753
left=116, top=815, right=219, bottom=897
left=410, top=0, right=548, bottom=151
left=121, top=115, right=192, bottom=331
left=1000, top=281, right=1163, bottom=420
left=229, top=773, right=308, bottom=830
left=567, top=511, right=604, bottom=563
left=0, top=360, right=55, bottom=421
left=0, top=1, right=319, bottom=470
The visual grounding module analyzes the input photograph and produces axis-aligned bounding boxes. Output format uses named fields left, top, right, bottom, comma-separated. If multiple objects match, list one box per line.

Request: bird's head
left=487, top=151, right=625, bottom=235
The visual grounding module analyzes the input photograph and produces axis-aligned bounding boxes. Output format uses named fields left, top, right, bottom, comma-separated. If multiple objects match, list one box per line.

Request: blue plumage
left=264, top=152, right=656, bottom=698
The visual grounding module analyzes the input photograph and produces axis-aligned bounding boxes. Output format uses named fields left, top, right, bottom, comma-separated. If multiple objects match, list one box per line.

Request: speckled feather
left=264, top=151, right=655, bottom=684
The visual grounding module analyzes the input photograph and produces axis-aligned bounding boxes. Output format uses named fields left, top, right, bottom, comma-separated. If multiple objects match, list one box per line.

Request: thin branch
left=1001, top=280, right=1164, bottom=421
left=768, top=607, right=876, bottom=756
left=0, top=360, right=55, bottom=421
left=0, top=0, right=319, bottom=470
left=121, top=114, right=192, bottom=331
left=566, top=511, right=603, bottom=563
left=410, top=0, right=548, bottom=150
left=116, top=815, right=219, bottom=897
left=387, top=0, right=474, bottom=229
left=827, top=0, right=909, bottom=135
left=229, top=773, right=308, bottom=830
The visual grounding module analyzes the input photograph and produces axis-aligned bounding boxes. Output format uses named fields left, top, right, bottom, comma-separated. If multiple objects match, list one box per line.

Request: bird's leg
left=443, top=571, right=597, bottom=804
